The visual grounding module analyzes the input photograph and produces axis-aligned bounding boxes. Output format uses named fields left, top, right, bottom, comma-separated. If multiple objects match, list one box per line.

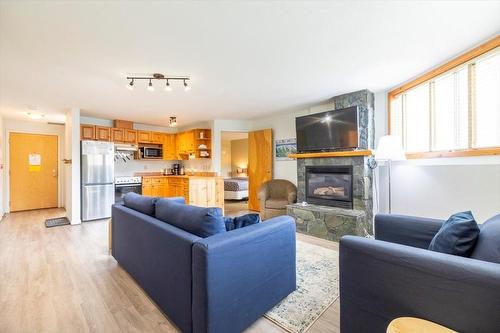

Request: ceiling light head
left=165, top=79, right=172, bottom=92
left=127, top=78, right=134, bottom=91
left=25, top=112, right=45, bottom=120
left=169, top=116, right=177, bottom=127
left=184, top=79, right=191, bottom=91
left=147, top=79, right=154, bottom=92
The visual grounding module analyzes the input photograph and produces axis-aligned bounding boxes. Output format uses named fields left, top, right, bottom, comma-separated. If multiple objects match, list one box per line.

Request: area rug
left=265, top=240, right=339, bottom=333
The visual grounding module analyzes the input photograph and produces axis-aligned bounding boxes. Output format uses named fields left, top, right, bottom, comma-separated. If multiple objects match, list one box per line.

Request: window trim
left=388, top=35, right=500, bottom=159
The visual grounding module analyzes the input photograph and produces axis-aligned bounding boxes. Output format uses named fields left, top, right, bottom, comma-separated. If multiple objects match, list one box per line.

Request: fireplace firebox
left=305, top=165, right=353, bottom=209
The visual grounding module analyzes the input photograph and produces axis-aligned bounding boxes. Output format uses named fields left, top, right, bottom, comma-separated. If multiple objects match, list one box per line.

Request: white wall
left=115, top=159, right=177, bottom=177
left=65, top=108, right=81, bottom=224
left=2, top=118, right=66, bottom=213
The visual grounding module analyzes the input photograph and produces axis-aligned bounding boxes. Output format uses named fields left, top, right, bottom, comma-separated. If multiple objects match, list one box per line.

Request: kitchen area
left=80, top=119, right=224, bottom=222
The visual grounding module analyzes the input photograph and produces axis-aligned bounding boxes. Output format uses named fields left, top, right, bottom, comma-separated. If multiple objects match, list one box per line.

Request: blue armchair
left=339, top=214, right=500, bottom=333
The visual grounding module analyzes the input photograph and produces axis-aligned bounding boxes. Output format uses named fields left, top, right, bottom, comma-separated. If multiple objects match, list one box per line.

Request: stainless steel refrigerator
left=81, top=140, right=114, bottom=221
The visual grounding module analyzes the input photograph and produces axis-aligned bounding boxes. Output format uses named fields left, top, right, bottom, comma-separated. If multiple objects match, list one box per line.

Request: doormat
left=45, top=217, right=70, bottom=228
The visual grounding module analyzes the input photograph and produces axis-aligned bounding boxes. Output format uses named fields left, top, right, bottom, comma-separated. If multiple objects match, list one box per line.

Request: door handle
left=52, top=169, right=58, bottom=177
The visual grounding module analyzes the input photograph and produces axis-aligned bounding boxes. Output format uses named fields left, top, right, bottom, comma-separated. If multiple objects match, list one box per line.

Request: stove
left=114, top=176, right=142, bottom=202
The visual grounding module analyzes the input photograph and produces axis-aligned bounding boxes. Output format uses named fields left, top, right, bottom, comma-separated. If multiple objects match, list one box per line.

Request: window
left=388, top=36, right=500, bottom=158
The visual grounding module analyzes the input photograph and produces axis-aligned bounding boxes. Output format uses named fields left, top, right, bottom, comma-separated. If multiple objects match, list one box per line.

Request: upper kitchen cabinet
left=111, top=128, right=125, bottom=142
left=151, top=132, right=163, bottom=144
left=80, top=124, right=96, bottom=140
left=163, top=134, right=177, bottom=160
left=137, top=130, right=152, bottom=143
left=124, top=129, right=137, bottom=144
left=95, top=126, right=111, bottom=141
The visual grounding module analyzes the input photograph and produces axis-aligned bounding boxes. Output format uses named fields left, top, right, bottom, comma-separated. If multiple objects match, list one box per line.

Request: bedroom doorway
left=220, top=131, right=249, bottom=215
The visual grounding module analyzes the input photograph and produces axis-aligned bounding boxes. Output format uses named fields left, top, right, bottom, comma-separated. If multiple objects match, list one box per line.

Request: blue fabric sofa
left=111, top=196, right=296, bottom=333
left=339, top=213, right=500, bottom=333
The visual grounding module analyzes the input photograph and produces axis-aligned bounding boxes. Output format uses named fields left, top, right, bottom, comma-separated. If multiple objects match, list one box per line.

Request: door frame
left=5, top=130, right=64, bottom=213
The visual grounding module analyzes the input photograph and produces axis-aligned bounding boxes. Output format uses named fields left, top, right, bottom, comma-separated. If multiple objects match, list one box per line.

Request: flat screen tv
left=296, top=106, right=359, bottom=152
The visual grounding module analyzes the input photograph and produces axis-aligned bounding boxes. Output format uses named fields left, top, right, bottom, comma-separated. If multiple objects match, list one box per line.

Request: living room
left=0, top=1, right=499, bottom=333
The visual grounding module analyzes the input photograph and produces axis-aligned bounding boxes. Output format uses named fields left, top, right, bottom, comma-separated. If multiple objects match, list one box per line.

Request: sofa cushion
left=155, top=199, right=225, bottom=238
left=265, top=199, right=289, bottom=209
left=224, top=213, right=261, bottom=231
left=470, top=214, right=500, bottom=264
left=428, top=211, right=480, bottom=257
left=123, top=192, right=157, bottom=216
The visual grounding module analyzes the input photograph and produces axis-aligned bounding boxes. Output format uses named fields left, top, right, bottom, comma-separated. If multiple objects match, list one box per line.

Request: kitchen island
left=137, top=172, right=225, bottom=212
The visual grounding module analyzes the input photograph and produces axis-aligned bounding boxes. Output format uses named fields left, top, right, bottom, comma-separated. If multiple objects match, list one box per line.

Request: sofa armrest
left=374, top=214, right=444, bottom=249
left=340, top=236, right=500, bottom=333
left=192, top=216, right=296, bottom=333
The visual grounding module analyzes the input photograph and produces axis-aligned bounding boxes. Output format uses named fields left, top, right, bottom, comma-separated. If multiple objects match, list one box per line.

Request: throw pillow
left=123, top=192, right=157, bottom=216
left=470, top=214, right=500, bottom=264
left=155, top=199, right=226, bottom=238
left=224, top=213, right=261, bottom=231
left=428, top=211, right=480, bottom=257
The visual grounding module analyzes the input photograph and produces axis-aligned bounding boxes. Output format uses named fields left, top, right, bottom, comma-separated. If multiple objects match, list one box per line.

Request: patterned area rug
left=265, top=240, right=339, bottom=333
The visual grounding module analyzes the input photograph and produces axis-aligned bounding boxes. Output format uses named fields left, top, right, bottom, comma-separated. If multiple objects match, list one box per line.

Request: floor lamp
left=374, top=135, right=406, bottom=214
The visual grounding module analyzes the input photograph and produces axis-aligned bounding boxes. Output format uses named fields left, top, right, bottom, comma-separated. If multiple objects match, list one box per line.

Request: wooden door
left=9, top=133, right=58, bottom=211
left=163, top=134, right=176, bottom=160
left=248, top=129, right=273, bottom=211
left=80, top=125, right=95, bottom=140
left=95, top=126, right=111, bottom=141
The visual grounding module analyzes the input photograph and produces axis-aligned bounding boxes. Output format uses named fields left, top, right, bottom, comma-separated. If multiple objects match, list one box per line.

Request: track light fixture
left=126, top=73, right=190, bottom=92
left=147, top=79, right=154, bottom=92
left=184, top=79, right=191, bottom=91
left=169, top=116, right=177, bottom=127
left=127, top=78, right=134, bottom=91
left=165, top=79, right=172, bottom=92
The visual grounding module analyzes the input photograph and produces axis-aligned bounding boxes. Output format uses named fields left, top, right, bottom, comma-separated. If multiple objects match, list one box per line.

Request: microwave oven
left=140, top=146, right=163, bottom=159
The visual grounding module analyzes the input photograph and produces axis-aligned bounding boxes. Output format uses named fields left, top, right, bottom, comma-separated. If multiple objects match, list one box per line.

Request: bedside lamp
left=375, top=135, right=406, bottom=214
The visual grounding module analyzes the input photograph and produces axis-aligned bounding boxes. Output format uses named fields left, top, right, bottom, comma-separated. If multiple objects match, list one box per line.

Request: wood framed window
left=388, top=35, right=500, bottom=159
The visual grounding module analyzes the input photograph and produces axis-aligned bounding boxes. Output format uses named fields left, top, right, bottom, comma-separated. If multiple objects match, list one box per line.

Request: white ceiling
left=1, top=1, right=499, bottom=126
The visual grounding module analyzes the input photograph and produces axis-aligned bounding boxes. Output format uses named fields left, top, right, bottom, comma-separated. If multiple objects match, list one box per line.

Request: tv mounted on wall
left=296, top=106, right=359, bottom=153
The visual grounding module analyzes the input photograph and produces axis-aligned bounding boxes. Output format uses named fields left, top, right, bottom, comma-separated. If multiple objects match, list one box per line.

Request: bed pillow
left=224, top=213, right=261, bottom=231
left=470, top=214, right=500, bottom=264
left=155, top=200, right=225, bottom=238
left=428, top=211, right=480, bottom=257
left=123, top=192, right=157, bottom=216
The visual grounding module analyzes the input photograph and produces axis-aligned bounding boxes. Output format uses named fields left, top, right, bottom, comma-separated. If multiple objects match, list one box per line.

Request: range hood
left=115, top=144, right=138, bottom=152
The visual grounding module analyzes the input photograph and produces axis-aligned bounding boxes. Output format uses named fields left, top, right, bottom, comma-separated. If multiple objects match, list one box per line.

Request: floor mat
left=45, top=217, right=70, bottom=228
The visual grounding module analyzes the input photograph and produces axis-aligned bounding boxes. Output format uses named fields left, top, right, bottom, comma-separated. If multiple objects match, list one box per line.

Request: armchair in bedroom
left=258, top=179, right=297, bottom=220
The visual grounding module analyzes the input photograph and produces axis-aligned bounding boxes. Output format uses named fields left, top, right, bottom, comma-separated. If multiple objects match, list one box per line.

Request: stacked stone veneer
left=287, top=89, right=375, bottom=241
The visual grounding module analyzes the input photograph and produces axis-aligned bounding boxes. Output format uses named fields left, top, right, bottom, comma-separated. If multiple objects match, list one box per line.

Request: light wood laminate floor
left=0, top=209, right=339, bottom=333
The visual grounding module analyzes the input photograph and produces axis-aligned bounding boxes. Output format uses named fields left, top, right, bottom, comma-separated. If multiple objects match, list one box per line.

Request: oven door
left=115, top=183, right=142, bottom=203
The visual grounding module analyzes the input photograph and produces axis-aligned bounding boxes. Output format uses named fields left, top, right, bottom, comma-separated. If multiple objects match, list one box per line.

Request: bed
left=224, top=177, right=249, bottom=200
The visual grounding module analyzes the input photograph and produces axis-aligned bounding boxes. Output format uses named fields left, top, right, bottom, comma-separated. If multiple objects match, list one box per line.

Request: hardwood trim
left=288, top=150, right=373, bottom=159
left=406, top=147, right=500, bottom=159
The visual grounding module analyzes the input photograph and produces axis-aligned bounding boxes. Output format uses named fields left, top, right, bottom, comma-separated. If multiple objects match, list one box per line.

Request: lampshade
left=375, top=135, right=406, bottom=161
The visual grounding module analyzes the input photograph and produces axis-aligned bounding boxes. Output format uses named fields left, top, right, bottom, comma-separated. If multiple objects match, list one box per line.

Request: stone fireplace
left=286, top=89, right=375, bottom=241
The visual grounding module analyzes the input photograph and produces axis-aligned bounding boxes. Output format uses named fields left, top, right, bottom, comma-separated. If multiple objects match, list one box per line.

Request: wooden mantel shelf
left=288, top=150, right=373, bottom=159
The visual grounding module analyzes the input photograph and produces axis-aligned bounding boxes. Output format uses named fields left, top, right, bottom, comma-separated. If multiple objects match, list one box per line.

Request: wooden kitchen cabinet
left=163, top=134, right=177, bottom=160
left=138, top=130, right=152, bottom=143
left=168, top=178, right=189, bottom=200
left=80, top=125, right=96, bottom=140
left=95, top=126, right=111, bottom=141
left=111, top=128, right=125, bottom=142
left=151, top=132, right=163, bottom=144
left=124, top=129, right=137, bottom=144
left=142, top=177, right=168, bottom=197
